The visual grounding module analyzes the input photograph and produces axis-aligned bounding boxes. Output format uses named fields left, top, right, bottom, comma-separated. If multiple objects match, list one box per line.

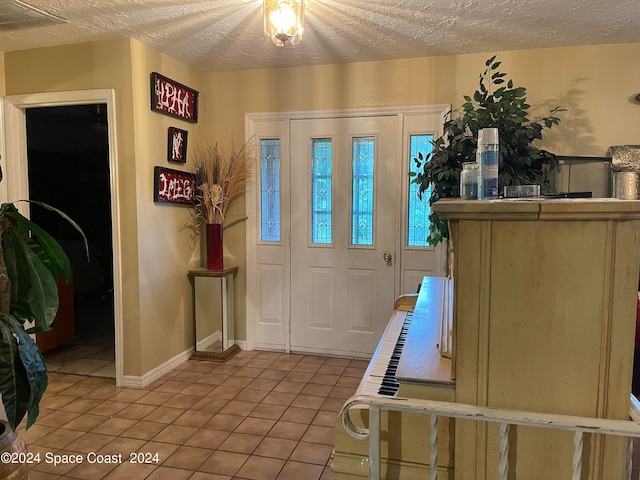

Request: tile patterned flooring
left=44, top=342, right=116, bottom=378
left=20, top=350, right=367, bottom=480
left=44, top=295, right=116, bottom=378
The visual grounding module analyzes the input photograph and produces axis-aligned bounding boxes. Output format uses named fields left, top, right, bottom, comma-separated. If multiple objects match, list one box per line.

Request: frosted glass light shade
left=264, top=0, right=304, bottom=47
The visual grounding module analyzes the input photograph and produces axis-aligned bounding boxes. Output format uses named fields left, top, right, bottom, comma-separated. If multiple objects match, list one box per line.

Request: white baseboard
left=234, top=340, right=247, bottom=350
left=122, top=347, right=194, bottom=389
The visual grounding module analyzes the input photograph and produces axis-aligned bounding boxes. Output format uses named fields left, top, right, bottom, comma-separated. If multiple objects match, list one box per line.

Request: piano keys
left=355, top=309, right=413, bottom=397
left=333, top=276, right=455, bottom=479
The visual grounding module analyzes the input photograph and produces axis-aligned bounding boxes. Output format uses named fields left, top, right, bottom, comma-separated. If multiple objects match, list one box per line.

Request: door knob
left=383, top=252, right=392, bottom=263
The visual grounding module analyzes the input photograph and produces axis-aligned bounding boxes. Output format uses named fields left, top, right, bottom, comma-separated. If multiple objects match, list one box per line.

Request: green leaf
left=0, top=314, right=47, bottom=430
left=491, top=61, right=502, bottom=70
left=486, top=55, right=496, bottom=66
left=10, top=315, right=47, bottom=429
left=0, top=316, right=22, bottom=430
left=4, top=211, right=70, bottom=283
left=3, top=228, right=59, bottom=328
left=15, top=200, right=88, bottom=264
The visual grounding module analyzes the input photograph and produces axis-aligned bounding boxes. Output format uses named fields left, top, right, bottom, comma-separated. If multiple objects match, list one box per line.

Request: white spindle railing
left=571, top=430, right=583, bottom=480
left=340, top=394, right=640, bottom=480
left=429, top=414, right=438, bottom=480
left=499, top=422, right=509, bottom=479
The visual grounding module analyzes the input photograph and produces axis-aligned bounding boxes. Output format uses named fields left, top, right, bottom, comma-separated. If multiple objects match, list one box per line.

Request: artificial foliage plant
left=410, top=55, right=564, bottom=245
left=0, top=163, right=86, bottom=431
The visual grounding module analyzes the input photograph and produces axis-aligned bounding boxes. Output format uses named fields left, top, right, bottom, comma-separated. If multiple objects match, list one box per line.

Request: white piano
left=333, top=198, right=640, bottom=480
left=333, top=276, right=456, bottom=479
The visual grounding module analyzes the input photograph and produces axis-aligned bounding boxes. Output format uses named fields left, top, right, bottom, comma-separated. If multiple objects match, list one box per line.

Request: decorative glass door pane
left=352, top=137, right=375, bottom=246
left=311, top=138, right=332, bottom=244
left=408, top=134, right=433, bottom=247
left=260, top=138, right=281, bottom=242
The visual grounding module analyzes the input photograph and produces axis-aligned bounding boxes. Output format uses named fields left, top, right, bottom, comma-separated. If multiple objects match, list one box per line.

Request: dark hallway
left=26, top=104, right=115, bottom=378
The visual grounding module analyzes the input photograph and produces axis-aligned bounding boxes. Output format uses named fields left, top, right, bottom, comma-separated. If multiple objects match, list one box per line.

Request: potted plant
left=0, top=169, right=86, bottom=436
left=410, top=55, right=564, bottom=245
left=191, top=140, right=253, bottom=270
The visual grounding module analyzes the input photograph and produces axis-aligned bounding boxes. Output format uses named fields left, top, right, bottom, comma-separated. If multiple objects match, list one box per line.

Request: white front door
left=289, top=116, right=399, bottom=356
left=245, top=106, right=450, bottom=356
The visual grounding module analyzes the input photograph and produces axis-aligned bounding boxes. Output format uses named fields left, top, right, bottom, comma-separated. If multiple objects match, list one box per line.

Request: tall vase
left=205, top=223, right=223, bottom=270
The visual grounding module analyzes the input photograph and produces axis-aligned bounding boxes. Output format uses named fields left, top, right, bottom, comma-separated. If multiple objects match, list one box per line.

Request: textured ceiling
left=0, top=0, right=639, bottom=72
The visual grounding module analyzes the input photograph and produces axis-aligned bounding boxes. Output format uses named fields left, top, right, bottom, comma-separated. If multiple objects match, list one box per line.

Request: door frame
left=2, top=90, right=124, bottom=386
left=245, top=105, right=450, bottom=353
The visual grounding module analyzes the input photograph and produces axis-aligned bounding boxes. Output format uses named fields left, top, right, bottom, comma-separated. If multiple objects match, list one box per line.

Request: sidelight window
left=351, top=137, right=375, bottom=246
left=407, top=134, right=433, bottom=247
left=260, top=138, right=281, bottom=242
left=311, top=138, right=333, bottom=244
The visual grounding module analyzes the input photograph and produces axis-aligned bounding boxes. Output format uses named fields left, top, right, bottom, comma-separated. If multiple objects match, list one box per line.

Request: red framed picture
left=151, top=72, right=199, bottom=123
left=168, top=127, right=188, bottom=163
left=153, top=166, right=196, bottom=204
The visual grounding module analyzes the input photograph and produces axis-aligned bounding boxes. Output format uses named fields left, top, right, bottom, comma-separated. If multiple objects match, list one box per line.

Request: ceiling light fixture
left=264, top=0, right=304, bottom=47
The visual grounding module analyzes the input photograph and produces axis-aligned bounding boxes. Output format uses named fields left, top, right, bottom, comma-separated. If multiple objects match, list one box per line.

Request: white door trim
left=245, top=105, right=450, bottom=353
left=3, top=90, right=124, bottom=386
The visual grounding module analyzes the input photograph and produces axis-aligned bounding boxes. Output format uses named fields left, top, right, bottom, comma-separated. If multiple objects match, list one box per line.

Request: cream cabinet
left=433, top=198, right=640, bottom=480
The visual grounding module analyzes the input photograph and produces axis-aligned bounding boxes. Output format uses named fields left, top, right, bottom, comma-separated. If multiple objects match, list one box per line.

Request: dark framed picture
left=153, top=166, right=196, bottom=204
left=168, top=127, right=188, bottom=163
left=150, top=72, right=199, bottom=123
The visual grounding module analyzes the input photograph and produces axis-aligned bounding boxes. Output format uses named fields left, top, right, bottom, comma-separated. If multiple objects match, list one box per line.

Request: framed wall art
left=168, top=127, right=188, bottom=163
left=153, top=166, right=196, bottom=204
left=151, top=72, right=199, bottom=123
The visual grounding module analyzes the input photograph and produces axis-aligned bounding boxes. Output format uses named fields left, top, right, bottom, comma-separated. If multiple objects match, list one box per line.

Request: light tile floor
left=44, top=294, right=116, bottom=378
left=20, top=350, right=367, bottom=480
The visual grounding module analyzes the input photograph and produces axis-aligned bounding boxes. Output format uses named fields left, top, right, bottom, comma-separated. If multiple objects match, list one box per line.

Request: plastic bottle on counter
left=477, top=127, right=499, bottom=199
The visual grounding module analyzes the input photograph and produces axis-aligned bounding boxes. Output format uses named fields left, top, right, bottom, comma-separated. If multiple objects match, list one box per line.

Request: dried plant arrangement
left=190, top=138, right=254, bottom=227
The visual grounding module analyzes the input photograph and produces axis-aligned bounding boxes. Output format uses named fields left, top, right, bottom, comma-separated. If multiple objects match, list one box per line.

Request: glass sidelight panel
left=311, top=138, right=333, bottom=244
left=352, top=137, right=375, bottom=246
left=408, top=134, right=433, bottom=247
left=260, top=138, right=281, bottom=242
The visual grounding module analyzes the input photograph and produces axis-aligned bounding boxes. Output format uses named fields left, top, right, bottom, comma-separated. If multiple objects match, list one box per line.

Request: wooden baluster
left=498, top=423, right=509, bottom=480
left=572, top=430, right=583, bottom=480
left=430, top=414, right=438, bottom=480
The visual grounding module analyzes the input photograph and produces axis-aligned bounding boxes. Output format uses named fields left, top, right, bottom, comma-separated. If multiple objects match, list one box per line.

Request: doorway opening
left=26, top=104, right=115, bottom=378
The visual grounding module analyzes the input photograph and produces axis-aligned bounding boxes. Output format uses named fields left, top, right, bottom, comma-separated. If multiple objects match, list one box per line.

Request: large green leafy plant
left=410, top=56, right=564, bottom=245
left=0, top=172, right=85, bottom=431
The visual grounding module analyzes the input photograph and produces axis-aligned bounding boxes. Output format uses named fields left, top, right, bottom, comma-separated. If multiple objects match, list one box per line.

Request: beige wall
left=3, top=39, right=639, bottom=371
left=0, top=52, right=5, bottom=97
left=128, top=40, right=205, bottom=374
left=206, top=43, right=640, bottom=156
left=3, top=38, right=205, bottom=377
left=448, top=44, right=640, bottom=156
left=4, top=39, right=144, bottom=376
left=204, top=42, right=640, bottom=342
